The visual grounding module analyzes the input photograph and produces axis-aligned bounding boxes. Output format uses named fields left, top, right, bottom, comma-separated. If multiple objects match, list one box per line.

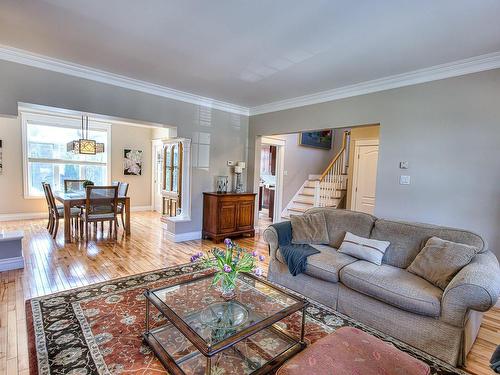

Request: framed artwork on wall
left=299, top=130, right=333, bottom=150
left=123, top=149, right=143, bottom=175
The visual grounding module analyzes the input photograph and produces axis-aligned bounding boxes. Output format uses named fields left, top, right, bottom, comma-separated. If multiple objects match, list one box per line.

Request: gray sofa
left=263, top=207, right=500, bottom=367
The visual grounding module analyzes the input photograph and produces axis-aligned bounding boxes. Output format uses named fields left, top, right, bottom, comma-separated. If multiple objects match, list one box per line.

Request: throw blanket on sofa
left=272, top=221, right=293, bottom=246
left=270, top=221, right=320, bottom=276
left=280, top=244, right=320, bottom=276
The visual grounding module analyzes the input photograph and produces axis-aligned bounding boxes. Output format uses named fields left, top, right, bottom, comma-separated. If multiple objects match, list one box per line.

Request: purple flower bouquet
left=191, top=238, right=264, bottom=299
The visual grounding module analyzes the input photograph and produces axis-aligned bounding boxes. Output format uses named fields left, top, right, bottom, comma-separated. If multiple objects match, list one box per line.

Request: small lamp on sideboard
left=234, top=161, right=245, bottom=193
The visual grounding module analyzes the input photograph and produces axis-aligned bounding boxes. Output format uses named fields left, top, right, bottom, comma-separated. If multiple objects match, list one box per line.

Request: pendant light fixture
left=67, top=115, right=105, bottom=155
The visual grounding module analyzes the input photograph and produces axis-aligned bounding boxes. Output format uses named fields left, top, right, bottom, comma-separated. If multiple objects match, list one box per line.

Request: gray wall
left=0, top=60, right=248, bottom=234
left=249, top=69, right=500, bottom=259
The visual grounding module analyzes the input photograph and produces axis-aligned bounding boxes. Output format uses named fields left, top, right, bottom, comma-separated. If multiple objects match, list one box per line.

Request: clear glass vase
left=219, top=274, right=236, bottom=300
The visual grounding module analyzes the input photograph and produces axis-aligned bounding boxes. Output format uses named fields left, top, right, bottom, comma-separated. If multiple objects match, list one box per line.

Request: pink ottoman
left=277, top=327, right=430, bottom=375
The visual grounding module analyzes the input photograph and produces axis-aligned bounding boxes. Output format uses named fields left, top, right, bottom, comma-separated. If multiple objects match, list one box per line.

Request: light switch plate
left=399, top=161, right=409, bottom=169
left=399, top=175, right=411, bottom=185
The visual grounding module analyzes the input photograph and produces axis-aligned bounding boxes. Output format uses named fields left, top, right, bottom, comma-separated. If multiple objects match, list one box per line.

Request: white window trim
left=21, top=111, right=112, bottom=199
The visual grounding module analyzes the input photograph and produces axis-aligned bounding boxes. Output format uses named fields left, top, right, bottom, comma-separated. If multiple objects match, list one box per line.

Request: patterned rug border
left=26, top=263, right=468, bottom=375
left=72, top=302, right=109, bottom=374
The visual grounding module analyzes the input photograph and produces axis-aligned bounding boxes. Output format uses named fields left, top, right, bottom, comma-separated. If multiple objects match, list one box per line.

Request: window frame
left=21, top=111, right=112, bottom=199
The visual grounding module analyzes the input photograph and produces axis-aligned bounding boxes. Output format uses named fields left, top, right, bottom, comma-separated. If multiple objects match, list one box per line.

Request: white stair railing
left=314, top=131, right=349, bottom=207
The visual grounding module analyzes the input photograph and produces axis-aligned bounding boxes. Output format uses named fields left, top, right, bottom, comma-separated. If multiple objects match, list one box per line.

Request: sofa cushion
left=340, top=261, right=442, bottom=317
left=306, top=208, right=376, bottom=248
left=277, top=244, right=357, bottom=283
left=290, top=212, right=329, bottom=245
left=370, top=219, right=486, bottom=269
left=407, top=236, right=480, bottom=290
left=306, top=245, right=358, bottom=283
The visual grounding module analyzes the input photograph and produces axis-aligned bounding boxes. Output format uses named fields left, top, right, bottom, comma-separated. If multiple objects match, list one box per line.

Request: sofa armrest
left=263, top=221, right=292, bottom=260
left=441, top=251, right=500, bottom=327
left=263, top=226, right=279, bottom=259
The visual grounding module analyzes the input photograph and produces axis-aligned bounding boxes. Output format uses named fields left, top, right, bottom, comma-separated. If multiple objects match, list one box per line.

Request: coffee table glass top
left=149, top=273, right=305, bottom=349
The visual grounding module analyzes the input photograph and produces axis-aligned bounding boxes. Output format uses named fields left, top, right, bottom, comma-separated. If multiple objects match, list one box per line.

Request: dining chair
left=92, top=181, right=121, bottom=232
left=64, top=179, right=86, bottom=193
left=42, top=182, right=53, bottom=231
left=115, top=182, right=129, bottom=229
left=80, top=185, right=119, bottom=242
left=45, top=183, right=81, bottom=239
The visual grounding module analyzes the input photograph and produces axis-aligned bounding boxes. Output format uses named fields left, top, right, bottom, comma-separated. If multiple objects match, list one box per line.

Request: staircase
left=282, top=131, right=350, bottom=219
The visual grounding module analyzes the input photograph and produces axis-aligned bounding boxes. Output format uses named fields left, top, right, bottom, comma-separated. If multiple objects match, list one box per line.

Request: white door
left=351, top=140, right=379, bottom=215
left=153, top=143, right=163, bottom=212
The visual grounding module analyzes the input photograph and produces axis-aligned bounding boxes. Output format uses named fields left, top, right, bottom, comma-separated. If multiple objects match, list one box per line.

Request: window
left=22, top=112, right=111, bottom=198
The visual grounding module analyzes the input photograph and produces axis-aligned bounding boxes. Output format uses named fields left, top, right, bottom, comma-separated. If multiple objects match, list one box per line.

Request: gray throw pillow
left=338, top=232, right=390, bottom=265
left=290, top=212, right=329, bottom=245
left=407, top=236, right=479, bottom=290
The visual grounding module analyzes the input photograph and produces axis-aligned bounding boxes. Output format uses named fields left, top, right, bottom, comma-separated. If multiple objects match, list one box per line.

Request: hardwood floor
left=257, top=208, right=273, bottom=231
left=0, top=212, right=497, bottom=374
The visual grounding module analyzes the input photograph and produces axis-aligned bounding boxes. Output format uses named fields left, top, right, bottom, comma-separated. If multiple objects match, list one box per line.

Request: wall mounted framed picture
left=299, top=130, right=332, bottom=150
left=123, top=149, right=143, bottom=175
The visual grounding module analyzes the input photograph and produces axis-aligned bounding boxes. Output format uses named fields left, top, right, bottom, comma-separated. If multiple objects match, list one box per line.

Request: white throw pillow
left=338, top=232, right=390, bottom=265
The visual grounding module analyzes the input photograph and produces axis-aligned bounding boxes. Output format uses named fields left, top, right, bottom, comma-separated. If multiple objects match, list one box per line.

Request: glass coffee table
left=143, top=272, right=308, bottom=374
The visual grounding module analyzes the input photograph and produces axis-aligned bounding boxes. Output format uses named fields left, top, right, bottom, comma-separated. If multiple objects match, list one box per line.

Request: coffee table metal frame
left=143, top=272, right=308, bottom=375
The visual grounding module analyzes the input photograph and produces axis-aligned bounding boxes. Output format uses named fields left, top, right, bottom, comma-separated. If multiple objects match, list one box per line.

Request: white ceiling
left=1, top=0, right=500, bottom=111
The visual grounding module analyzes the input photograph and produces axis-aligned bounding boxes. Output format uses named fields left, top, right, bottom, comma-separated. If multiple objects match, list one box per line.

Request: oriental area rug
left=27, top=262, right=466, bottom=375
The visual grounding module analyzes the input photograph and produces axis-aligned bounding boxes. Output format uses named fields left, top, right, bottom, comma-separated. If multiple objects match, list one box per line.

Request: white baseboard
left=0, top=256, right=24, bottom=272
left=0, top=206, right=153, bottom=221
left=130, top=206, right=153, bottom=212
left=0, top=212, right=46, bottom=221
left=164, top=230, right=202, bottom=243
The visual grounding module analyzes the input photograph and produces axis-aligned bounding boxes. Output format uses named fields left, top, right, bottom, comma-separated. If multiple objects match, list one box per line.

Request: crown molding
left=249, top=51, right=500, bottom=115
left=1, top=45, right=500, bottom=118
left=0, top=45, right=250, bottom=116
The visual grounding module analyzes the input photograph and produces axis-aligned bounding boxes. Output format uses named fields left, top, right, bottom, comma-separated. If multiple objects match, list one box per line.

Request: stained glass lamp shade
left=66, top=116, right=104, bottom=155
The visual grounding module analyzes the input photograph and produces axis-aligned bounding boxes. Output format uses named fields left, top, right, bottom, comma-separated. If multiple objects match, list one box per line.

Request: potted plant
left=191, top=239, right=264, bottom=300
left=82, top=180, right=94, bottom=189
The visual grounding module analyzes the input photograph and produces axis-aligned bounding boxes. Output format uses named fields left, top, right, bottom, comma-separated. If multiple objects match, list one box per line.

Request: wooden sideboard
left=202, top=192, right=257, bottom=243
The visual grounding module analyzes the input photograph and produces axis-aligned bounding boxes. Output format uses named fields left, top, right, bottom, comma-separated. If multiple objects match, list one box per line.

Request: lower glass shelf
left=145, top=320, right=302, bottom=375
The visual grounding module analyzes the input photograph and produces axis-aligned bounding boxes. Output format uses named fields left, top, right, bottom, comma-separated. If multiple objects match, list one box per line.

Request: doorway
left=351, top=139, right=379, bottom=215
left=258, top=144, right=276, bottom=228
left=257, top=136, right=285, bottom=229
left=152, top=141, right=164, bottom=213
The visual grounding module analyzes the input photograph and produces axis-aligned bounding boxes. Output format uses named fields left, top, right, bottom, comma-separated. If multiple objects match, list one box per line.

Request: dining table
left=54, top=191, right=131, bottom=243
